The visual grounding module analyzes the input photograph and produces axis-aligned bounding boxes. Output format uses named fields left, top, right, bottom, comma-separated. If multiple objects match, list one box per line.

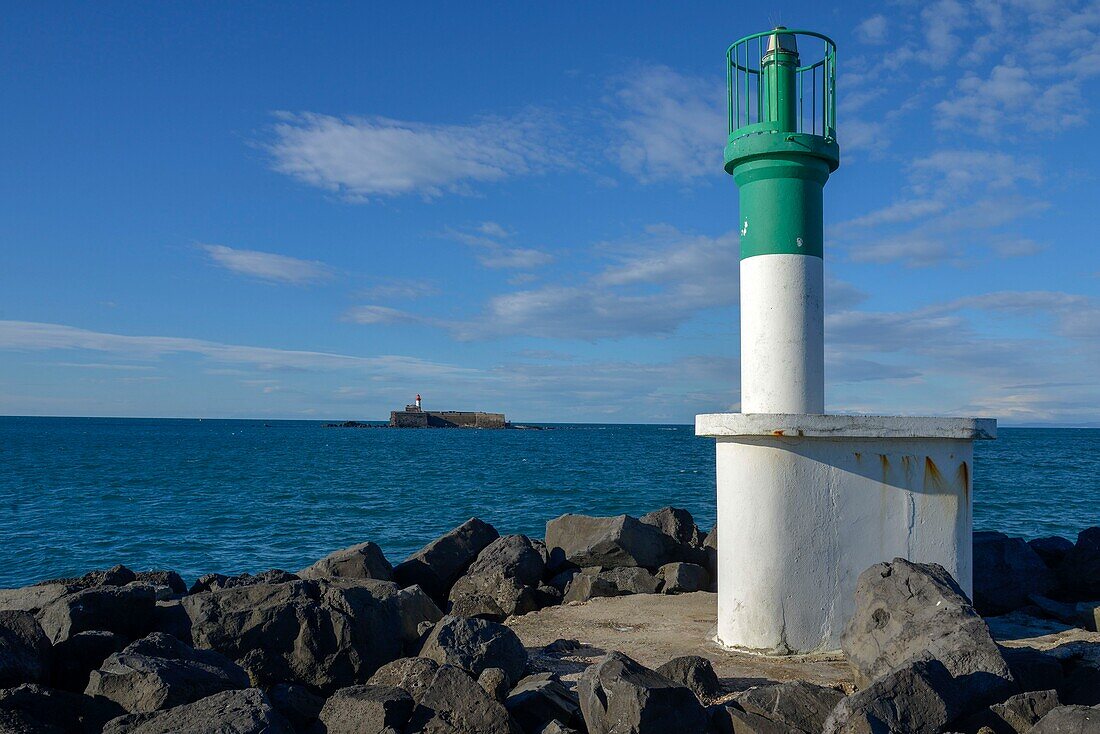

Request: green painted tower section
left=724, top=28, right=840, bottom=260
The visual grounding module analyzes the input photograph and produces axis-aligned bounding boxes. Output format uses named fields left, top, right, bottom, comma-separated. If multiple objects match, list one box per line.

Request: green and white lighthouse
left=697, top=28, right=996, bottom=655
left=725, top=28, right=838, bottom=413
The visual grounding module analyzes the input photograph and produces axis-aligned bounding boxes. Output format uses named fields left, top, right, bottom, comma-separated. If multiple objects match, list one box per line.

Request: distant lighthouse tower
left=697, top=28, right=996, bottom=654
left=415, top=394, right=422, bottom=410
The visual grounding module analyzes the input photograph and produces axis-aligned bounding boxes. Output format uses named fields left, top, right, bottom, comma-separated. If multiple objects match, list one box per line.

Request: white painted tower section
left=739, top=254, right=824, bottom=414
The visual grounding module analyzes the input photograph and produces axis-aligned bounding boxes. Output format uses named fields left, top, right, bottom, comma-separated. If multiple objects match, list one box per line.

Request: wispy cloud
left=837, top=148, right=1048, bottom=267
left=342, top=305, right=426, bottom=326
left=607, top=65, right=725, bottom=182
left=454, top=225, right=740, bottom=340
left=824, top=288, right=1100, bottom=423
left=0, top=320, right=473, bottom=379
left=356, top=278, right=439, bottom=300
left=856, top=15, right=889, bottom=45
left=442, top=222, right=554, bottom=270
left=267, top=111, right=567, bottom=200
left=201, top=244, right=335, bottom=285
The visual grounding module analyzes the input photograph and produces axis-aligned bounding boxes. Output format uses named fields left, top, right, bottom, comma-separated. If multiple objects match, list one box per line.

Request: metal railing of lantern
left=726, top=29, right=837, bottom=140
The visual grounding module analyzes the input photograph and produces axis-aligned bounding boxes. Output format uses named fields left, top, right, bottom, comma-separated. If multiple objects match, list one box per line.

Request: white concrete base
left=696, top=413, right=996, bottom=654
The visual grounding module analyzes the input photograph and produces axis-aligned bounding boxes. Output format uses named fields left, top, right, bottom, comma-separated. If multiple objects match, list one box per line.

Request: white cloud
left=455, top=226, right=740, bottom=340
left=475, top=221, right=511, bottom=238
left=836, top=148, right=1047, bottom=266
left=442, top=222, right=554, bottom=270
left=608, top=65, right=725, bottom=182
left=343, top=306, right=425, bottom=326
left=0, top=320, right=472, bottom=379
left=921, top=0, right=969, bottom=64
left=201, top=244, right=334, bottom=285
left=356, top=278, right=438, bottom=300
left=267, top=111, right=565, bottom=199
left=856, top=15, right=889, bottom=44
left=930, top=2, right=1100, bottom=135
left=822, top=289, right=1100, bottom=423
left=477, top=248, right=554, bottom=269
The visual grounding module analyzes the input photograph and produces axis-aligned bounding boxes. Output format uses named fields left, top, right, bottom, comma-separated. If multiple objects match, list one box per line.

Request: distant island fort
left=390, top=394, right=506, bottom=428
left=326, top=394, right=509, bottom=429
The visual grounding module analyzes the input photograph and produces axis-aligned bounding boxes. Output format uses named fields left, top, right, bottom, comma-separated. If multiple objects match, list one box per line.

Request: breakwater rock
left=3, top=510, right=1100, bottom=732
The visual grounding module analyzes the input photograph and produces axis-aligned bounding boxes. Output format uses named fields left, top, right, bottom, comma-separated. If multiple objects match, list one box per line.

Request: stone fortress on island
left=389, top=393, right=507, bottom=429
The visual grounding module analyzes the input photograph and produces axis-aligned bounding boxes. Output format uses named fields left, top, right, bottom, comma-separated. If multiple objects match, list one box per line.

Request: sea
left=1, top=417, right=1097, bottom=589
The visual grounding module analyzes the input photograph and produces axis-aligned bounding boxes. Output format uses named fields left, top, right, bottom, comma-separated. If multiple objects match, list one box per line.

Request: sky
left=2, top=1, right=1100, bottom=425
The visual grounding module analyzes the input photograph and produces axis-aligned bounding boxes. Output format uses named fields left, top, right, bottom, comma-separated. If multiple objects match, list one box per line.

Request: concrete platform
left=506, top=592, right=854, bottom=696
left=506, top=592, right=1100, bottom=702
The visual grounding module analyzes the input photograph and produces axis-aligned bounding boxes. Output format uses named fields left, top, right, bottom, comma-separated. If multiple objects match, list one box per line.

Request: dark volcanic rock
left=394, top=518, right=500, bottom=604
left=546, top=569, right=579, bottom=592
left=85, top=632, right=249, bottom=713
left=1030, top=537, right=1075, bottom=569
left=577, top=650, right=707, bottom=734
left=0, top=683, right=124, bottom=734
left=368, top=656, right=440, bottom=704
left=597, top=567, right=660, bottom=595
left=0, top=610, right=51, bottom=687
left=446, top=536, right=545, bottom=621
left=1059, top=659, right=1100, bottom=706
left=448, top=573, right=539, bottom=622
left=465, top=535, right=545, bottom=587
left=704, top=524, right=718, bottom=584
left=1002, top=646, right=1065, bottom=694
left=52, top=629, right=128, bottom=692
left=188, top=569, right=298, bottom=595
left=824, top=656, right=959, bottom=734
left=729, top=680, right=844, bottom=732
left=298, top=541, right=394, bottom=582
left=534, top=583, right=563, bottom=609
left=973, top=531, right=1056, bottom=615
left=38, top=585, right=157, bottom=644
left=656, top=562, right=710, bottom=594
left=1028, top=705, right=1100, bottom=733
left=640, top=507, right=704, bottom=548
left=1058, top=528, right=1100, bottom=600
left=101, top=688, right=292, bottom=733
left=396, top=585, right=444, bottom=651
left=0, top=583, right=75, bottom=617
left=316, top=684, right=414, bottom=734
left=266, top=683, right=323, bottom=730
left=405, top=664, right=522, bottom=734
left=419, top=614, right=527, bottom=687
left=39, top=564, right=137, bottom=590
left=985, top=689, right=1061, bottom=733
left=177, top=578, right=406, bottom=692
left=545, top=514, right=682, bottom=571
left=654, top=655, right=720, bottom=700
left=132, top=572, right=187, bottom=598
left=561, top=573, right=618, bottom=604
left=505, top=672, right=582, bottom=732
left=841, top=558, right=1015, bottom=707
left=478, top=667, right=510, bottom=701
left=536, top=722, right=581, bottom=734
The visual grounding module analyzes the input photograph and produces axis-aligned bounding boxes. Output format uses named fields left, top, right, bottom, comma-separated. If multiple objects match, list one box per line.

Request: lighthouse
left=729, top=28, right=836, bottom=414
left=697, top=28, right=996, bottom=654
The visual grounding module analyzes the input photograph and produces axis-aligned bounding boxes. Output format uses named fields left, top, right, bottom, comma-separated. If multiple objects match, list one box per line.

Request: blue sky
left=2, top=1, right=1100, bottom=424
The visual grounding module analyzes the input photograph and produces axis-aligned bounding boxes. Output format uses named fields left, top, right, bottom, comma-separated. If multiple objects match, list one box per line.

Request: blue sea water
left=0, top=417, right=1097, bottom=589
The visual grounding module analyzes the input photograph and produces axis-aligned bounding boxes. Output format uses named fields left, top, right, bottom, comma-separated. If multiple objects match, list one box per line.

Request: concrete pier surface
left=506, top=591, right=853, bottom=694
left=506, top=592, right=1100, bottom=700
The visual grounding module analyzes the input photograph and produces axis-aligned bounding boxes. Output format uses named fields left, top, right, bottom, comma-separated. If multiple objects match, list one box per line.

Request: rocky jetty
left=2, top=510, right=1100, bottom=732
